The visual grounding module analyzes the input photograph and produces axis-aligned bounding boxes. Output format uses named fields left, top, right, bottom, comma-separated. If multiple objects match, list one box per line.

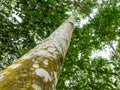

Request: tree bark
left=0, top=14, right=76, bottom=90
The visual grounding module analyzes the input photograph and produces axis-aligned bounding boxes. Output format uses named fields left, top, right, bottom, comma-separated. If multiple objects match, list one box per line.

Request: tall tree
left=0, top=0, right=120, bottom=89
left=0, top=14, right=76, bottom=90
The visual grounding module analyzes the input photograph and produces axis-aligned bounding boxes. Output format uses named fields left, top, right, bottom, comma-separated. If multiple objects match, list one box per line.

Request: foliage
left=0, top=0, right=120, bottom=89
left=0, top=0, right=70, bottom=69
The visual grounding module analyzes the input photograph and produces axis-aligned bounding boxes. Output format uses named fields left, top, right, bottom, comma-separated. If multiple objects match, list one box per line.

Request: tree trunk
left=0, top=14, right=76, bottom=90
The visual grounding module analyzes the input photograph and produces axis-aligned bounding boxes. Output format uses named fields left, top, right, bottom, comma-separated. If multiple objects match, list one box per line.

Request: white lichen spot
left=8, top=64, right=21, bottom=69
left=32, top=83, right=41, bottom=90
left=35, top=68, right=51, bottom=82
left=0, top=75, right=4, bottom=81
left=33, top=44, right=41, bottom=51
left=21, top=54, right=31, bottom=60
left=52, top=40, right=62, bottom=53
left=32, top=59, right=35, bottom=62
left=40, top=42, right=51, bottom=49
left=0, top=71, right=9, bottom=75
left=52, top=84, right=55, bottom=89
left=43, top=60, right=48, bottom=66
left=33, top=64, right=39, bottom=68
left=53, top=71, right=58, bottom=85
left=21, top=74, right=28, bottom=77
left=0, top=71, right=10, bottom=81
left=34, top=61, right=39, bottom=64
left=34, top=50, right=52, bottom=58
left=48, top=47, right=56, bottom=53
left=30, top=67, right=34, bottom=71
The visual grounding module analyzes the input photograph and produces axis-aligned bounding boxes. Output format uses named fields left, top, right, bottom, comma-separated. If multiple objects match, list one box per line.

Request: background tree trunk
left=0, top=14, right=76, bottom=90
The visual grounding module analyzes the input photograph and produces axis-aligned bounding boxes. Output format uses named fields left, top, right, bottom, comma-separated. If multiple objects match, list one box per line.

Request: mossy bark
left=0, top=15, right=76, bottom=90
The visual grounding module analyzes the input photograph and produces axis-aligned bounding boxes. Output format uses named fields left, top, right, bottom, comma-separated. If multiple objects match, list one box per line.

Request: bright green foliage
left=0, top=0, right=120, bottom=89
left=0, top=0, right=70, bottom=69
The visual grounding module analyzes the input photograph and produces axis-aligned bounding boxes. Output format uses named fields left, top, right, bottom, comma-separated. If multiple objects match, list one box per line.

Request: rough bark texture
left=0, top=15, right=76, bottom=90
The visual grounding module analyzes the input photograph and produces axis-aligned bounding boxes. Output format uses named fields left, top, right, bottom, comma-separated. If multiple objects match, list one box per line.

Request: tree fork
left=0, top=14, right=76, bottom=90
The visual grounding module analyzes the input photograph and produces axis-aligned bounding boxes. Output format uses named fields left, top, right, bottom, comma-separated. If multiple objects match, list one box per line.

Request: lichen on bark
left=0, top=14, right=76, bottom=90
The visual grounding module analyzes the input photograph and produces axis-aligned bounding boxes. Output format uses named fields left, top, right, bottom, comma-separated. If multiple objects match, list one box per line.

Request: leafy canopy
left=0, top=0, right=120, bottom=89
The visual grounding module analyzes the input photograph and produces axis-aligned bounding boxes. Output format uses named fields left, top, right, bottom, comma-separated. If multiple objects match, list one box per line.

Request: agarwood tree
left=0, top=14, right=76, bottom=90
left=0, top=0, right=120, bottom=90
